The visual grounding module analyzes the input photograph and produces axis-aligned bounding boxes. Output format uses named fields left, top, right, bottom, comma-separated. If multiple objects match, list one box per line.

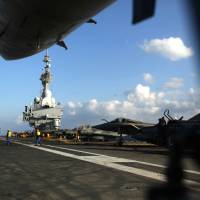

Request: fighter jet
left=0, top=0, right=156, bottom=60
left=93, top=117, right=155, bottom=145
left=93, top=110, right=200, bottom=147
left=161, top=110, right=200, bottom=147
left=93, top=118, right=154, bottom=135
left=133, top=110, right=200, bottom=147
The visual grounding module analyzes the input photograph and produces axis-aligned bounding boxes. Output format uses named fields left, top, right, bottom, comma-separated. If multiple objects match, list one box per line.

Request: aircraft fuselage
left=0, top=0, right=115, bottom=60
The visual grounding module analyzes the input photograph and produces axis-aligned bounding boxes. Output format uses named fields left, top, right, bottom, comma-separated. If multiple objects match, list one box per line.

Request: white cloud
left=88, top=99, right=98, bottom=111
left=63, top=82, right=200, bottom=128
left=66, top=101, right=82, bottom=116
left=143, top=73, right=154, bottom=84
left=164, top=77, right=184, bottom=89
left=62, top=82, right=200, bottom=128
left=142, top=37, right=193, bottom=61
left=189, top=88, right=195, bottom=94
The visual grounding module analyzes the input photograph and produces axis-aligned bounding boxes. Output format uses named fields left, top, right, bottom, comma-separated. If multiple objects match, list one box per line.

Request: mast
left=40, top=49, right=52, bottom=99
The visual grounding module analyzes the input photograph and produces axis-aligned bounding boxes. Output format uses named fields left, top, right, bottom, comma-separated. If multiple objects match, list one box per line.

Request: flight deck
left=0, top=138, right=199, bottom=200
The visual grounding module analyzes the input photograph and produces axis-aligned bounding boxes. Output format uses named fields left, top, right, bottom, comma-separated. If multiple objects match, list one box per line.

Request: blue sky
left=0, top=0, right=199, bottom=132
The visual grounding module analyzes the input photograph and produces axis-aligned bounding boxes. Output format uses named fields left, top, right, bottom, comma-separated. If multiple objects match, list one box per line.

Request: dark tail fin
left=188, top=113, right=200, bottom=121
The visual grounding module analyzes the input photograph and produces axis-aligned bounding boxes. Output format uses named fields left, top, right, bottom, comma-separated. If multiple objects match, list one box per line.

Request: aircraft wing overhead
left=0, top=0, right=160, bottom=60
left=0, top=0, right=115, bottom=60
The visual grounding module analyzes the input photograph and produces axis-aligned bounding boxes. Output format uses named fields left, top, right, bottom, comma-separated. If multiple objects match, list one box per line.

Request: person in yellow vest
left=6, top=129, right=12, bottom=145
left=35, top=128, right=41, bottom=146
left=76, top=129, right=81, bottom=142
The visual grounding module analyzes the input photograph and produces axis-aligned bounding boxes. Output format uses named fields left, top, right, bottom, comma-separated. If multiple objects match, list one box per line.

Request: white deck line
left=44, top=144, right=200, bottom=175
left=14, top=141, right=200, bottom=186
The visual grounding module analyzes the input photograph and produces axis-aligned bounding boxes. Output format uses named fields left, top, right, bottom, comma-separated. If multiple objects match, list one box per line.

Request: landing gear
left=117, top=128, right=123, bottom=146
left=118, top=139, right=123, bottom=146
left=167, top=135, right=175, bottom=148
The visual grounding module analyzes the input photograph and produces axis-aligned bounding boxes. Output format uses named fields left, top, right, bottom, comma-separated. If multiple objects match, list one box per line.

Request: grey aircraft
left=93, top=118, right=154, bottom=135
left=93, top=110, right=200, bottom=147
left=93, top=117, right=156, bottom=146
left=0, top=0, right=156, bottom=60
left=137, top=109, right=200, bottom=147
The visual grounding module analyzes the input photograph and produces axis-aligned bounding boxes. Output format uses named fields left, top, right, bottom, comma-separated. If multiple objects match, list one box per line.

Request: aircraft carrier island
left=23, top=52, right=63, bottom=131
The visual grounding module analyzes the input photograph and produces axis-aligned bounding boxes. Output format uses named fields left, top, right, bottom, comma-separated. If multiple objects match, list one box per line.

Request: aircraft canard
left=133, top=0, right=156, bottom=24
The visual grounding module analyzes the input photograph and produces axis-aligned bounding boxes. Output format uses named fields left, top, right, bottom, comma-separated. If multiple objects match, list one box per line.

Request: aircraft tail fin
left=188, top=113, right=200, bottom=121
